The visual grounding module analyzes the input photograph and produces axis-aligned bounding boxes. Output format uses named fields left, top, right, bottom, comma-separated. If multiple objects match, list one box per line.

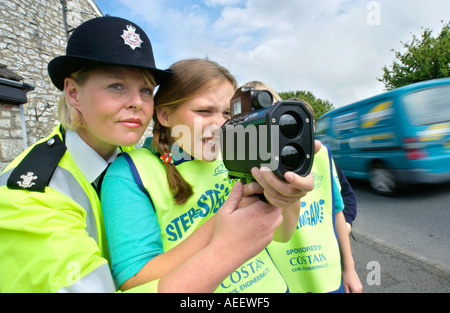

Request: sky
left=93, top=0, right=450, bottom=108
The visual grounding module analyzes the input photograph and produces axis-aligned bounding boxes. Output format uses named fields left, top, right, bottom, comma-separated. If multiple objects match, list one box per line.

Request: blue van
left=315, top=78, right=450, bottom=195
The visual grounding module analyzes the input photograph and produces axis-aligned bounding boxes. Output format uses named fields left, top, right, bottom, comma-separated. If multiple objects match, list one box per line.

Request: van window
left=402, top=85, right=450, bottom=126
left=315, top=116, right=329, bottom=136
left=332, top=111, right=358, bottom=134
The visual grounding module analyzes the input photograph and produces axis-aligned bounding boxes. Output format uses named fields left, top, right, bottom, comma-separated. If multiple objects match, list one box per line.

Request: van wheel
left=369, top=163, right=397, bottom=196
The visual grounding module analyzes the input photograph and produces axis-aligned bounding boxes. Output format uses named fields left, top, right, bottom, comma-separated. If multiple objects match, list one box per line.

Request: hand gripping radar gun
left=220, top=87, right=315, bottom=184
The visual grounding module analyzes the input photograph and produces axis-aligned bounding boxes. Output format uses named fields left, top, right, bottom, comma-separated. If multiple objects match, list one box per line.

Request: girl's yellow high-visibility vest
left=267, top=145, right=343, bottom=293
left=126, top=147, right=289, bottom=293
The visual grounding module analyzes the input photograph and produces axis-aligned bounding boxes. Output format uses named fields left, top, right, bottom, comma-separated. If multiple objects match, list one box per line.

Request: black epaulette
left=7, top=134, right=67, bottom=192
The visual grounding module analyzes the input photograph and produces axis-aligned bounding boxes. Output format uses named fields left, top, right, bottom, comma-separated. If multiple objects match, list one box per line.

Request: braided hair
left=152, top=58, right=237, bottom=204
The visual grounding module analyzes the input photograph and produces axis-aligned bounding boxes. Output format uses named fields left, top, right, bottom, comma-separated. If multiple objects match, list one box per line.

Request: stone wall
left=0, top=0, right=102, bottom=171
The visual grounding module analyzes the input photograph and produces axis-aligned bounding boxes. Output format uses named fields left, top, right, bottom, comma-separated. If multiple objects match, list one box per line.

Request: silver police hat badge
left=121, top=25, right=144, bottom=50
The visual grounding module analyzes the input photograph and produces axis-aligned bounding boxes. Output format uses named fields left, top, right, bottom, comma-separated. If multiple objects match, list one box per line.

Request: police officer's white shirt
left=65, top=130, right=119, bottom=186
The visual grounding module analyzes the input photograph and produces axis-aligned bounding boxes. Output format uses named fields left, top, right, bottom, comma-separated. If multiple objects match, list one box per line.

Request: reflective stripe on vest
left=57, top=263, right=116, bottom=293
left=0, top=166, right=98, bottom=243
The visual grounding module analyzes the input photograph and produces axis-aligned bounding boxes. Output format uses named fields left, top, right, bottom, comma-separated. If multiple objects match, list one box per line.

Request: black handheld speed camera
left=220, top=87, right=315, bottom=183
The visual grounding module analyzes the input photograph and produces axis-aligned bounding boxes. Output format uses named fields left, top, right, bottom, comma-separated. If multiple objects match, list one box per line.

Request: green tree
left=379, top=21, right=450, bottom=90
left=278, top=90, right=334, bottom=120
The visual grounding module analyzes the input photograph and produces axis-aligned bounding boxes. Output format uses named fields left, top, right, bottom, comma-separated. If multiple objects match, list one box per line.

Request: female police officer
left=0, top=16, right=173, bottom=292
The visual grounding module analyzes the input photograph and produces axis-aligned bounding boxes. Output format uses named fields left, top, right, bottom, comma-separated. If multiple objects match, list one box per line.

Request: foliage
left=278, top=90, right=334, bottom=120
left=379, top=21, right=450, bottom=90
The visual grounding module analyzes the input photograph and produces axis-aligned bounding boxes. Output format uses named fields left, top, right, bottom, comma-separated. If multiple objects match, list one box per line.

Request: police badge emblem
left=121, top=25, right=144, bottom=50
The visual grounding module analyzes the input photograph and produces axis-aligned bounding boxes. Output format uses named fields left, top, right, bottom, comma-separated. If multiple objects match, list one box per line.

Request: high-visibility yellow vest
left=0, top=125, right=156, bottom=293
left=267, top=145, right=342, bottom=293
left=124, top=147, right=289, bottom=293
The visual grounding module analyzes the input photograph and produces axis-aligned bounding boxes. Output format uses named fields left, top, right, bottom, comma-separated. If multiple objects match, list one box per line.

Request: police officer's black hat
left=48, top=16, right=172, bottom=91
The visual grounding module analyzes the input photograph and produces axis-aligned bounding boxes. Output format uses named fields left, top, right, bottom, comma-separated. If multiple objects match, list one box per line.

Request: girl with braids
left=101, top=58, right=316, bottom=292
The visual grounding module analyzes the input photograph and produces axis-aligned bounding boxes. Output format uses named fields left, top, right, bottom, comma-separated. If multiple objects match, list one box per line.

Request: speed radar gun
left=220, top=86, right=315, bottom=184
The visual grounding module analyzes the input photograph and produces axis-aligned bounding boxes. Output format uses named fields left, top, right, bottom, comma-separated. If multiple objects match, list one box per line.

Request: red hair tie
left=160, top=152, right=174, bottom=165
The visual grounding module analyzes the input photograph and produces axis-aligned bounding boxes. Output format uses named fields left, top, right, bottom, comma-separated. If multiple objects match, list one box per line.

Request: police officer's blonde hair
left=152, top=58, right=237, bottom=205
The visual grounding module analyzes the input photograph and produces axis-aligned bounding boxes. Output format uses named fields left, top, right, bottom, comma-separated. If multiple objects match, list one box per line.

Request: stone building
left=0, top=0, right=102, bottom=171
